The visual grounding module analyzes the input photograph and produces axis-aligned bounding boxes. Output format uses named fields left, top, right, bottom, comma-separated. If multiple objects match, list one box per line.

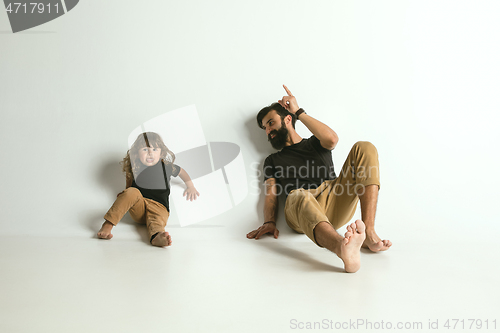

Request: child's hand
left=183, top=186, right=200, bottom=201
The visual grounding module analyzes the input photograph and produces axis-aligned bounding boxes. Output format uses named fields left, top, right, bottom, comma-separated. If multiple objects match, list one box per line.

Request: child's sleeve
left=172, top=164, right=181, bottom=177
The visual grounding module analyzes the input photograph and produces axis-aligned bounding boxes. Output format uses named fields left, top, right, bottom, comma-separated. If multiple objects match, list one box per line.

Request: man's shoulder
left=303, top=135, right=320, bottom=145
left=264, top=145, right=291, bottom=160
left=264, top=152, right=279, bottom=165
left=303, top=135, right=330, bottom=152
left=290, top=135, right=319, bottom=147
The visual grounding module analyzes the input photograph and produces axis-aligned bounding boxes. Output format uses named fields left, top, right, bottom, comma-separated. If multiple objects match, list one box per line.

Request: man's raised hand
left=278, top=84, right=300, bottom=114
left=246, top=222, right=279, bottom=240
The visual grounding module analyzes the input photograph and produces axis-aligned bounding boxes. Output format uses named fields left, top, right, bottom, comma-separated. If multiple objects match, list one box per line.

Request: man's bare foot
left=151, top=231, right=172, bottom=247
left=339, top=220, right=366, bottom=273
left=97, top=221, right=114, bottom=240
left=362, top=230, right=392, bottom=252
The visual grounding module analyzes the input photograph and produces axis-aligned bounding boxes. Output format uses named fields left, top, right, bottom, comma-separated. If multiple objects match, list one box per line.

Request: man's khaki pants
left=104, top=187, right=169, bottom=241
left=284, top=141, right=380, bottom=246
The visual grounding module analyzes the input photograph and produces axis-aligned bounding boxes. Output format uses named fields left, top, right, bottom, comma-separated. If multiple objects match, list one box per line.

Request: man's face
left=261, top=110, right=289, bottom=150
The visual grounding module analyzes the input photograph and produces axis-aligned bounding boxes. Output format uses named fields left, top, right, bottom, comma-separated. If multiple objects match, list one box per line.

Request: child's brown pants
left=104, top=187, right=169, bottom=241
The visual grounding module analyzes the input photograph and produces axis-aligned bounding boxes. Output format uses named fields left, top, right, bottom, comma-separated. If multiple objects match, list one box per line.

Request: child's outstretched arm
left=178, top=168, right=200, bottom=201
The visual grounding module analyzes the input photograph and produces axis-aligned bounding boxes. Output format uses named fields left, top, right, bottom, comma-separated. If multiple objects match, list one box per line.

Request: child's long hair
left=121, top=132, right=176, bottom=180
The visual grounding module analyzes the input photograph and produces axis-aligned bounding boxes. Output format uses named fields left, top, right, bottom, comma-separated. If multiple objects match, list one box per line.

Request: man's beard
left=268, top=120, right=289, bottom=150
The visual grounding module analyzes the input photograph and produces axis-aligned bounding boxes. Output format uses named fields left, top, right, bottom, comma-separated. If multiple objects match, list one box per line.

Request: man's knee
left=353, top=141, right=377, bottom=153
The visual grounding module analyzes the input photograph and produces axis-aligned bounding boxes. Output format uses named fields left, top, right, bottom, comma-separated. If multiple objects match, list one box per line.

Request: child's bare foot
left=339, top=220, right=366, bottom=273
left=97, top=221, right=114, bottom=240
left=362, top=229, right=392, bottom=252
left=151, top=231, right=172, bottom=247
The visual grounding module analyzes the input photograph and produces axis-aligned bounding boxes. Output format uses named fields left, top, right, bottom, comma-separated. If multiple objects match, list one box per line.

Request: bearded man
left=247, top=85, right=391, bottom=273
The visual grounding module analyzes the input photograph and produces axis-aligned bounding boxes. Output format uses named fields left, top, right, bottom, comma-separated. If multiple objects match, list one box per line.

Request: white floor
left=1, top=216, right=499, bottom=333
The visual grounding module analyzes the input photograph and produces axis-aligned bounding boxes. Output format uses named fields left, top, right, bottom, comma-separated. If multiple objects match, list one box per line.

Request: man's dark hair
left=256, top=102, right=297, bottom=129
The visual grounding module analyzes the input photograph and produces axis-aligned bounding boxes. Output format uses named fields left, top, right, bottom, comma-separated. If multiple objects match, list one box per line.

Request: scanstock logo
left=3, top=0, right=79, bottom=33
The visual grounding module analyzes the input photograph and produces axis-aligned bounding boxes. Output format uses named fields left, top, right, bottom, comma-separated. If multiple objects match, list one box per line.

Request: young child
left=97, top=132, right=199, bottom=247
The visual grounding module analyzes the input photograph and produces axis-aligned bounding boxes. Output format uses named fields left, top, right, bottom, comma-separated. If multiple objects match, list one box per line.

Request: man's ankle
left=364, top=226, right=376, bottom=233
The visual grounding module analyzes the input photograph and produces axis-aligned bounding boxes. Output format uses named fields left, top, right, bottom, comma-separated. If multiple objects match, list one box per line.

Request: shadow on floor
left=255, top=241, right=345, bottom=273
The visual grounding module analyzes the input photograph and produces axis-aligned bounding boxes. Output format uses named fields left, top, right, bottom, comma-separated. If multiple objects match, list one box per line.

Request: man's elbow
left=322, top=136, right=339, bottom=150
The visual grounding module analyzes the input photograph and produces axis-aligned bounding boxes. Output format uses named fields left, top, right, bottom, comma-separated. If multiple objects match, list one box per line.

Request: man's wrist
left=263, top=221, right=276, bottom=225
left=295, top=108, right=306, bottom=119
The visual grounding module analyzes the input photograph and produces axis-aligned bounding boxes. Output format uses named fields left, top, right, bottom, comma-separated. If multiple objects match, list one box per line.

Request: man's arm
left=246, top=178, right=280, bottom=239
left=263, top=178, right=278, bottom=223
left=296, top=113, right=338, bottom=150
left=278, top=85, right=339, bottom=150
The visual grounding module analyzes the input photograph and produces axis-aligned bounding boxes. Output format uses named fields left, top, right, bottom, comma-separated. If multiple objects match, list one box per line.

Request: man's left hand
left=278, top=84, right=300, bottom=114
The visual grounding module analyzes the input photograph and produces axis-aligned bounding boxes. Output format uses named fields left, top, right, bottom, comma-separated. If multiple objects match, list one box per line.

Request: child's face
left=138, top=146, right=162, bottom=167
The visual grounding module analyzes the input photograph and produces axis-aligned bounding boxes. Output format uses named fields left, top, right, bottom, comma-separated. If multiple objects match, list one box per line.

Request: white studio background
left=0, top=0, right=498, bottom=242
